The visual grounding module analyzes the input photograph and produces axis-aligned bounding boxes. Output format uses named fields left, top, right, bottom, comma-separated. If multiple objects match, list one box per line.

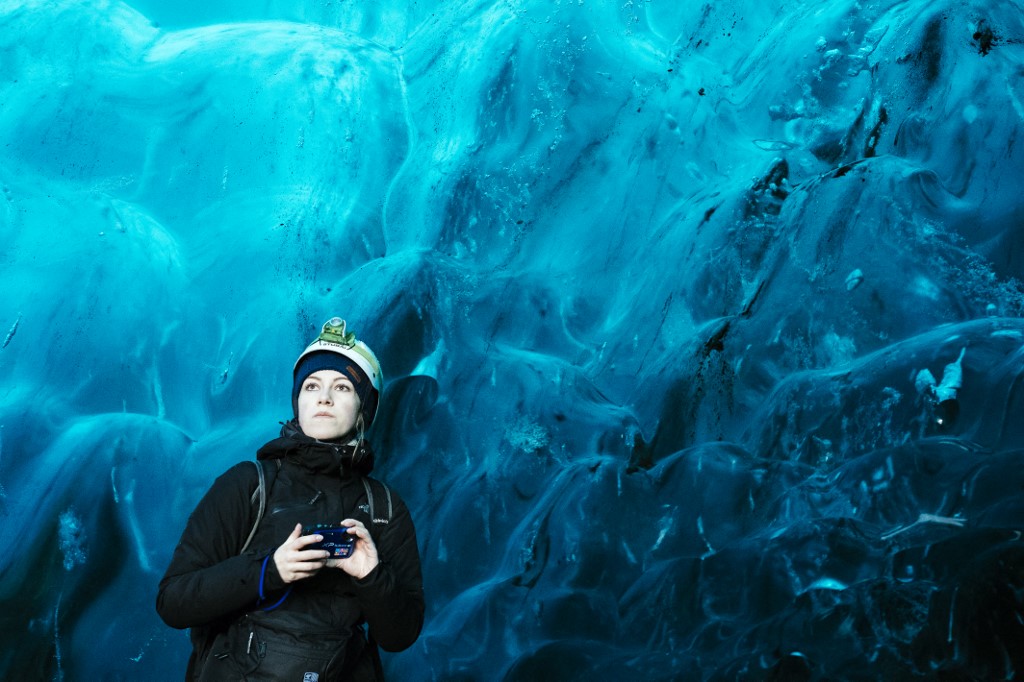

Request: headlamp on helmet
left=294, top=317, right=382, bottom=391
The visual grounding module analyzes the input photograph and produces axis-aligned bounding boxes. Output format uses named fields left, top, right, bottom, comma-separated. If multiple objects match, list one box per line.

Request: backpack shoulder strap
left=360, top=477, right=393, bottom=526
left=240, top=459, right=282, bottom=553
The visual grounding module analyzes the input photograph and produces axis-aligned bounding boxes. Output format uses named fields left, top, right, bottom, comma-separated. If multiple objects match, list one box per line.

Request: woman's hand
left=326, top=520, right=379, bottom=579
left=273, top=523, right=330, bottom=583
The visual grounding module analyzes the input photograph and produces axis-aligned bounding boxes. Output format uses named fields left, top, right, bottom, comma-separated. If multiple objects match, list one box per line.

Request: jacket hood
left=257, top=419, right=375, bottom=477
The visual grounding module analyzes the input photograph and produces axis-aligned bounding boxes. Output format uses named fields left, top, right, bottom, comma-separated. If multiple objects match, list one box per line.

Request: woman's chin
left=302, top=423, right=356, bottom=441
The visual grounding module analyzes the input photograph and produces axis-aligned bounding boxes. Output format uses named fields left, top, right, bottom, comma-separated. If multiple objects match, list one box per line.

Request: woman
left=157, top=317, right=424, bottom=681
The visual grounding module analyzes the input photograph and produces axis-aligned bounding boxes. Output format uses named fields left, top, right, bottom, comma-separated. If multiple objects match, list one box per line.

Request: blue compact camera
left=303, top=525, right=357, bottom=558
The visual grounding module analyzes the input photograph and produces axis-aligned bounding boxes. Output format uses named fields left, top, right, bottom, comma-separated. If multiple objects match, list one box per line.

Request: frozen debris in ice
left=914, top=368, right=937, bottom=394
left=2, top=313, right=20, bottom=349
left=58, top=508, right=88, bottom=571
left=505, top=417, right=549, bottom=453
left=914, top=348, right=966, bottom=427
left=934, top=348, right=966, bottom=403
left=881, top=513, right=966, bottom=541
left=845, top=268, right=864, bottom=291
left=222, top=356, right=233, bottom=384
left=985, top=303, right=998, bottom=316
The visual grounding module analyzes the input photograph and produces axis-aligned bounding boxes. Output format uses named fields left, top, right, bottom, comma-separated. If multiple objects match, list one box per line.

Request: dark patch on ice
left=896, top=16, right=944, bottom=86
left=972, top=20, right=997, bottom=56
left=744, top=158, right=789, bottom=217
left=831, top=160, right=866, bottom=179
left=700, top=205, right=718, bottom=225
left=811, top=139, right=846, bottom=164
left=864, top=107, right=888, bottom=158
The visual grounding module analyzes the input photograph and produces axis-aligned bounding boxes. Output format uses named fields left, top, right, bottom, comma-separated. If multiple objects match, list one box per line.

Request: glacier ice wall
left=1, top=0, right=1023, bottom=678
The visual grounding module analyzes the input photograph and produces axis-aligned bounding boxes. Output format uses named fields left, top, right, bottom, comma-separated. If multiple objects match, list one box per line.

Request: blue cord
left=258, top=554, right=292, bottom=611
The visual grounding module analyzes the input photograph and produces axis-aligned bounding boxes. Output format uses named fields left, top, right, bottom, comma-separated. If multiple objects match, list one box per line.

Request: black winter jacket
left=156, top=422, right=424, bottom=680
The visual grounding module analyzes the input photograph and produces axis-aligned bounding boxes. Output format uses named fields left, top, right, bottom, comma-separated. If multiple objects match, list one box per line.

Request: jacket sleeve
left=350, top=489, right=425, bottom=652
left=156, top=463, right=278, bottom=629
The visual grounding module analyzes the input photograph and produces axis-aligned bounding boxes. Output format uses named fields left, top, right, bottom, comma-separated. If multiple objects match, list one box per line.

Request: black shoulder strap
left=361, top=477, right=393, bottom=526
left=240, top=459, right=281, bottom=553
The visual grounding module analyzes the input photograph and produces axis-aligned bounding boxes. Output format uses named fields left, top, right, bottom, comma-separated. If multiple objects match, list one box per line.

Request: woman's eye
left=304, top=383, right=319, bottom=390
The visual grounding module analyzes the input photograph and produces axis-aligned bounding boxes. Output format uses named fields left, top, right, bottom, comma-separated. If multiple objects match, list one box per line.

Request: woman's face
left=297, top=369, right=361, bottom=441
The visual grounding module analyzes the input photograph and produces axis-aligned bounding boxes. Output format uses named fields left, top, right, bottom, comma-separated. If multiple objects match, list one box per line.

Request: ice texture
left=1, top=0, right=1023, bottom=679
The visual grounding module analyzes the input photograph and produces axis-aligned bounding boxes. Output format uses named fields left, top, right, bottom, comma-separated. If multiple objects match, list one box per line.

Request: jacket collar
left=257, top=419, right=375, bottom=477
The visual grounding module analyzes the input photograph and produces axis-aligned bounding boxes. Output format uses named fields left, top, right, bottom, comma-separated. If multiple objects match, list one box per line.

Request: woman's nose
left=318, top=390, right=333, bottom=404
